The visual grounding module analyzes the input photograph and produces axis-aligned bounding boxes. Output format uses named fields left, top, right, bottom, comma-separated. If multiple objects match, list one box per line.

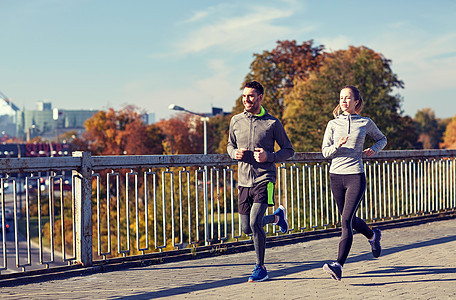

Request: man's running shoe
left=248, top=264, right=269, bottom=282
left=323, top=262, right=342, bottom=281
left=273, top=205, right=289, bottom=233
left=369, top=228, right=382, bottom=258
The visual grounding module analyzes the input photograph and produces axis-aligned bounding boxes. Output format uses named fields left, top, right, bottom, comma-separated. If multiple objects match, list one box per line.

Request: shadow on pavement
left=111, top=234, right=456, bottom=299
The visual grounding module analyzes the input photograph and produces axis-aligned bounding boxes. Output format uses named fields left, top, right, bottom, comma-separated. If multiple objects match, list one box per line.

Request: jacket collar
left=337, top=113, right=359, bottom=119
left=244, top=106, right=267, bottom=118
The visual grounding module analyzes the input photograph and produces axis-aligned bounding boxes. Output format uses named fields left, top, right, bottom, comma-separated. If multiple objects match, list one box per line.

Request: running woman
left=321, top=85, right=387, bottom=281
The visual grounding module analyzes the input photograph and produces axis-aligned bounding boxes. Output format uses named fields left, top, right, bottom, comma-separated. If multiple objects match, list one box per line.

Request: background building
left=1, top=90, right=100, bottom=141
left=0, top=92, right=20, bottom=139
left=146, top=112, right=156, bottom=125
left=16, top=103, right=98, bottom=141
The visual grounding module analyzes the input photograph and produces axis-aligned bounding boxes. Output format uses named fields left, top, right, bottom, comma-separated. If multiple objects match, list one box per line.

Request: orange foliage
left=441, top=115, right=456, bottom=149
left=155, top=113, right=203, bottom=154
left=83, top=105, right=164, bottom=155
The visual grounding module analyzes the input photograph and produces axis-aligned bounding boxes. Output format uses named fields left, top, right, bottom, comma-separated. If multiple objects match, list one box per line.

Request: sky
left=1, top=0, right=456, bottom=122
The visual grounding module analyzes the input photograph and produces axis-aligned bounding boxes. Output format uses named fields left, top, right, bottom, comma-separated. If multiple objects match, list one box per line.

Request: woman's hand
left=338, top=136, right=349, bottom=148
left=363, top=148, right=375, bottom=157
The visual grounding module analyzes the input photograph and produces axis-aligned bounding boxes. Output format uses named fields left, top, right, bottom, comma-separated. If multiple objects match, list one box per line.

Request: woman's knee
left=340, top=216, right=352, bottom=229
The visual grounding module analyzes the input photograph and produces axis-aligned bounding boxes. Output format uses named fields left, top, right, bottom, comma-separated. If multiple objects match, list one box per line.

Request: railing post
left=73, top=151, right=93, bottom=266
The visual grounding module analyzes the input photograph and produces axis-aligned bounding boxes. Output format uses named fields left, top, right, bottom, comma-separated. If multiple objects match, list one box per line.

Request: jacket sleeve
left=321, top=121, right=339, bottom=159
left=367, top=119, right=387, bottom=153
left=227, top=117, right=237, bottom=159
left=266, top=120, right=294, bottom=162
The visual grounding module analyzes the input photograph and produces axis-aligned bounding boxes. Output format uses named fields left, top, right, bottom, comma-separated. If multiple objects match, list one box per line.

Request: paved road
left=1, top=218, right=455, bottom=299
left=1, top=191, right=68, bottom=273
left=0, top=228, right=67, bottom=274
left=0, top=211, right=67, bottom=274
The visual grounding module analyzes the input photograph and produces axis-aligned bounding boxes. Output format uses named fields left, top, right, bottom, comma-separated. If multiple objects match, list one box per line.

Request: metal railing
left=0, top=149, right=455, bottom=273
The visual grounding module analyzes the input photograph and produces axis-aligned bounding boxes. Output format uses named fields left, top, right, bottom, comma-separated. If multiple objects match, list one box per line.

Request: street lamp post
left=168, top=104, right=208, bottom=154
left=169, top=104, right=209, bottom=245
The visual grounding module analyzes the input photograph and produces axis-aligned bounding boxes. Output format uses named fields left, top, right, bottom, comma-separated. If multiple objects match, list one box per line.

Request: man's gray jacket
left=227, top=108, right=294, bottom=187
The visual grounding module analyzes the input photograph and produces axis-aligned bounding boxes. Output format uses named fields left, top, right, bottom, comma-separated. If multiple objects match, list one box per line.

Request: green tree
left=283, top=46, right=417, bottom=151
left=232, top=40, right=325, bottom=121
left=414, top=108, right=448, bottom=149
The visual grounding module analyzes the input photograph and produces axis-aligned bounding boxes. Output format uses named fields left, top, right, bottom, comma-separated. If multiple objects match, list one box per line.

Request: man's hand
left=234, top=148, right=248, bottom=160
left=254, top=148, right=267, bottom=163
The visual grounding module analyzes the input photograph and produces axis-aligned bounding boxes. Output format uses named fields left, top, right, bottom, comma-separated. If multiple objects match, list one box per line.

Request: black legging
left=330, top=173, right=374, bottom=266
left=240, top=203, right=275, bottom=266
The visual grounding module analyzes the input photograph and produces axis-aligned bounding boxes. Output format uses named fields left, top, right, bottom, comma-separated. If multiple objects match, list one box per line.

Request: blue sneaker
left=248, top=264, right=269, bottom=282
left=273, top=205, right=288, bottom=233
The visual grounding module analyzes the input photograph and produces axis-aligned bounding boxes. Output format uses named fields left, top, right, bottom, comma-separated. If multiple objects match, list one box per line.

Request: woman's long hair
left=333, top=85, right=364, bottom=118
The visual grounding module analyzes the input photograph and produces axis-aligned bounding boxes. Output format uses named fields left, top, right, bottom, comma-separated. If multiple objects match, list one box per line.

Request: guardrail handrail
left=0, top=149, right=455, bottom=273
left=2, top=149, right=456, bottom=173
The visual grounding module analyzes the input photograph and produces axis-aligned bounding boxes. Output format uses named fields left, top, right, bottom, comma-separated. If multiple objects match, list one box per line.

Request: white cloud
left=368, top=31, right=456, bottom=91
left=175, top=5, right=296, bottom=54
left=318, top=35, right=352, bottom=52
left=183, top=10, right=210, bottom=23
left=360, top=25, right=456, bottom=117
left=194, top=59, right=239, bottom=104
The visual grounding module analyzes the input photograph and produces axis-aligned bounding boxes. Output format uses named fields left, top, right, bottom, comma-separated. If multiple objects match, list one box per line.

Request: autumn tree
left=57, top=130, right=89, bottom=152
left=155, top=111, right=232, bottom=155
left=3, top=136, right=25, bottom=143
left=283, top=46, right=417, bottom=151
left=232, top=40, right=325, bottom=121
left=440, top=114, right=456, bottom=149
left=155, top=113, right=204, bottom=154
left=83, top=105, right=164, bottom=155
left=414, top=108, right=448, bottom=149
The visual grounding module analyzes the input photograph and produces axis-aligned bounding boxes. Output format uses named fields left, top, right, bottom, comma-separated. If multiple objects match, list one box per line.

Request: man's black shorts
left=238, top=181, right=275, bottom=215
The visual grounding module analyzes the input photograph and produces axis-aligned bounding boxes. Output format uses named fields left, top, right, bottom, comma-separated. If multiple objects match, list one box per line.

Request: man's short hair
left=244, top=81, right=264, bottom=95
